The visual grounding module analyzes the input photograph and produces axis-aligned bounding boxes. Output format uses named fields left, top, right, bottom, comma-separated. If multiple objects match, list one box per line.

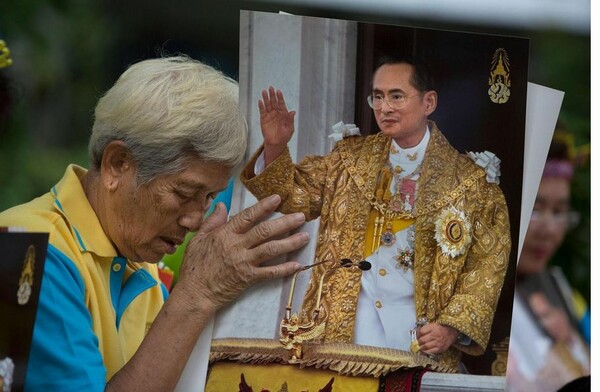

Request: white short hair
left=89, top=55, right=247, bottom=184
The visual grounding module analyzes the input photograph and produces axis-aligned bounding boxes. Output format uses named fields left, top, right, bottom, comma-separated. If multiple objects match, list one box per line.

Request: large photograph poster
left=213, top=10, right=529, bottom=376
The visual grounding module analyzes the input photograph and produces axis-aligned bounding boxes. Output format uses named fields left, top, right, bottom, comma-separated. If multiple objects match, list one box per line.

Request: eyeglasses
left=367, top=92, right=422, bottom=110
left=530, top=209, right=580, bottom=229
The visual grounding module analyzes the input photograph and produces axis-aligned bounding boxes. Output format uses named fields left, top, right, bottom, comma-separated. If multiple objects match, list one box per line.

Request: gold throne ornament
left=279, top=259, right=368, bottom=362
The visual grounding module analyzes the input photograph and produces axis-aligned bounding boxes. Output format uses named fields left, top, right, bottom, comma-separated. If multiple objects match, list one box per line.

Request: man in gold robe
left=241, top=56, right=511, bottom=372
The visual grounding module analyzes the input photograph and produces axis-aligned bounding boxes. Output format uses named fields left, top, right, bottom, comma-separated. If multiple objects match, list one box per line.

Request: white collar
left=389, top=127, right=430, bottom=166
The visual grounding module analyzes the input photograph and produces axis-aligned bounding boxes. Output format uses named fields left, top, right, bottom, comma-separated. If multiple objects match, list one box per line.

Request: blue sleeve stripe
left=73, top=227, right=87, bottom=252
left=25, top=244, right=106, bottom=392
left=109, top=258, right=126, bottom=320
left=53, top=197, right=65, bottom=213
left=160, top=282, right=169, bottom=301
left=115, top=269, right=157, bottom=329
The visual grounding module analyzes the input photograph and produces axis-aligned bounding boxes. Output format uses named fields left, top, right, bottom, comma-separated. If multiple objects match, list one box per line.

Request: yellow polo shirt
left=0, top=165, right=166, bottom=391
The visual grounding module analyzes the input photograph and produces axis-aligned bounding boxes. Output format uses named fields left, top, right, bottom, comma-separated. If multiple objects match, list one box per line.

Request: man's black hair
left=374, top=55, right=435, bottom=92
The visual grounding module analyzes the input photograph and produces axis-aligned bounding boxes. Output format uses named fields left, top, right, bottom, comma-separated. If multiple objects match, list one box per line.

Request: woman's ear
left=100, top=140, right=134, bottom=193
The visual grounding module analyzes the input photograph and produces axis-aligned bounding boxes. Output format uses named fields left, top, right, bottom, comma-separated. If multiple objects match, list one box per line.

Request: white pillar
left=213, top=11, right=357, bottom=339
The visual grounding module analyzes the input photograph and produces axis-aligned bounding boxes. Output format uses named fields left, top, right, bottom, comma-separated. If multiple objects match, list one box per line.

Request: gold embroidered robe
left=241, top=122, right=511, bottom=371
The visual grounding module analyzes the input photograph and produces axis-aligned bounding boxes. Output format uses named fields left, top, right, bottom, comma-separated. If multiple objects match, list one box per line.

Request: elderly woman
left=0, top=56, right=309, bottom=391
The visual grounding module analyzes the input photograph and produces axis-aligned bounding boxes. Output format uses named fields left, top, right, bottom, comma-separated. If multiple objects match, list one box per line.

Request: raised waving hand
left=258, top=86, right=296, bottom=166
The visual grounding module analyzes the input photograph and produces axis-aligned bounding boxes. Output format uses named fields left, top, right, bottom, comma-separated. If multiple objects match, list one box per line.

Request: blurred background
left=0, top=0, right=590, bottom=338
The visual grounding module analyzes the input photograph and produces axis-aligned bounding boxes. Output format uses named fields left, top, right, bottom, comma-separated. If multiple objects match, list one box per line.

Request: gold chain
left=337, top=141, right=482, bottom=220
left=339, top=150, right=418, bottom=219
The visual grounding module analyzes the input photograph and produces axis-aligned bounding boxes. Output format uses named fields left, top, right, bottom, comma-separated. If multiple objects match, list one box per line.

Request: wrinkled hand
left=258, top=86, right=296, bottom=165
left=529, top=292, right=573, bottom=343
left=178, top=194, right=308, bottom=311
left=417, top=323, right=459, bottom=355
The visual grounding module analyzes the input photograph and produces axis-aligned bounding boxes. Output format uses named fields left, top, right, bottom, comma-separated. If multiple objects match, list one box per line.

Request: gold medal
left=380, top=222, right=396, bottom=247
left=394, top=248, right=414, bottom=271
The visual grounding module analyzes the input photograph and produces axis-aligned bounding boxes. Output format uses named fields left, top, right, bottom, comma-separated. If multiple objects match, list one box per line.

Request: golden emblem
left=488, top=48, right=511, bottom=104
left=446, top=220, right=463, bottom=243
left=434, top=207, right=472, bottom=257
left=17, top=245, right=35, bottom=305
left=491, top=337, right=510, bottom=376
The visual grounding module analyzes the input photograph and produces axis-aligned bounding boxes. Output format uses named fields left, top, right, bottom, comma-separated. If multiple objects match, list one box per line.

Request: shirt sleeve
left=241, top=146, right=332, bottom=221
left=254, top=150, right=266, bottom=175
left=436, top=180, right=511, bottom=356
left=25, top=244, right=106, bottom=392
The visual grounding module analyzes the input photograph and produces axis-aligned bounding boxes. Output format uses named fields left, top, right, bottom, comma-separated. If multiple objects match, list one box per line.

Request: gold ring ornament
left=434, top=206, right=472, bottom=258
left=410, top=338, right=421, bottom=354
left=409, top=322, right=424, bottom=354
left=409, top=329, right=420, bottom=354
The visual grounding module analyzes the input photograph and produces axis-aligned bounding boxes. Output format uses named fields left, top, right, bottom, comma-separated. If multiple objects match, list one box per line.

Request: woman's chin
left=517, top=255, right=548, bottom=276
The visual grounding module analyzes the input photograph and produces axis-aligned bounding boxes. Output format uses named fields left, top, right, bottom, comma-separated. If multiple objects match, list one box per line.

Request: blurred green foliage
left=528, top=30, right=591, bottom=302
left=0, top=2, right=590, bottom=300
left=1, top=0, right=117, bottom=210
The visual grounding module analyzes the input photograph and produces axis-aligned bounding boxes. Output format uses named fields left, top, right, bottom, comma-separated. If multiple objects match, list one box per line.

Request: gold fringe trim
left=210, top=338, right=288, bottom=366
left=210, top=338, right=454, bottom=378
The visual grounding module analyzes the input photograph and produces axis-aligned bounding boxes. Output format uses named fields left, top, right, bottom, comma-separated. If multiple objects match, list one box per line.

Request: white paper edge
left=174, top=317, right=214, bottom=392
left=518, top=82, right=564, bottom=260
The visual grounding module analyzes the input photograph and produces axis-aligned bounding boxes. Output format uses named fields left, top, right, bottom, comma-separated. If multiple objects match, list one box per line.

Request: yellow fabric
left=363, top=210, right=414, bottom=258
left=362, top=162, right=414, bottom=258
left=205, top=362, right=379, bottom=392
left=571, top=289, right=588, bottom=320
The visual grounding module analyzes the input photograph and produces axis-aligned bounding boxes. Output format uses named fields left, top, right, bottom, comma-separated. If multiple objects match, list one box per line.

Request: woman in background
left=506, top=130, right=590, bottom=391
